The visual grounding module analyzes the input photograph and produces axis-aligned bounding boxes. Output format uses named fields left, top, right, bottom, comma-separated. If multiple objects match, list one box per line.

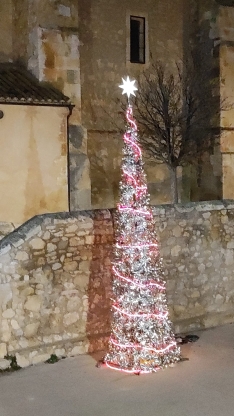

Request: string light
left=112, top=304, right=169, bottom=320
left=104, top=77, right=180, bottom=374
left=109, top=338, right=177, bottom=353
left=118, top=205, right=153, bottom=218
left=115, top=243, right=158, bottom=249
left=123, top=132, right=142, bottom=158
left=106, top=362, right=154, bottom=374
left=112, top=266, right=165, bottom=290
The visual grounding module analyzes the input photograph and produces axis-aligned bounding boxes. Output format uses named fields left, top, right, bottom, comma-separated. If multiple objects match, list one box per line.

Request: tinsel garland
left=105, top=104, right=180, bottom=373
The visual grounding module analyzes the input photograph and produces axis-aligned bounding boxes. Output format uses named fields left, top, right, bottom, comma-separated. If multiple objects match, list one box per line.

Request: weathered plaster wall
left=0, top=201, right=234, bottom=367
left=0, top=104, right=69, bottom=224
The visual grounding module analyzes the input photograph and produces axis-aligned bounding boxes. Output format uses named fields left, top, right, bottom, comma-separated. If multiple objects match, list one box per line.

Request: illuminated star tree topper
left=119, top=76, right=138, bottom=100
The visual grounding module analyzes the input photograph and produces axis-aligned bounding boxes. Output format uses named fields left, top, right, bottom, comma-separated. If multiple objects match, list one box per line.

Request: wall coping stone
left=1, top=201, right=234, bottom=255
left=0, top=209, right=114, bottom=255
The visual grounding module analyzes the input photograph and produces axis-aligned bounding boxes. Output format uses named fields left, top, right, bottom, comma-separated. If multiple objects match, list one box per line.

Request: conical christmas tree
left=105, top=77, right=180, bottom=374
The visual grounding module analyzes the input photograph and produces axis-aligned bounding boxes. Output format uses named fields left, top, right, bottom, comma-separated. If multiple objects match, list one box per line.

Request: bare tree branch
left=134, top=55, right=226, bottom=202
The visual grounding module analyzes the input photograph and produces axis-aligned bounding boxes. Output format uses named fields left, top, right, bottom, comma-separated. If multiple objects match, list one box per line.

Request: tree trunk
left=170, top=167, right=178, bottom=204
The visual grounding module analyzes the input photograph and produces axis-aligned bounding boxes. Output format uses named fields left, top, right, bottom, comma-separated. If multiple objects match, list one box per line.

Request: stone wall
left=1, top=201, right=234, bottom=367
left=154, top=200, right=234, bottom=331
left=0, top=201, right=234, bottom=366
left=0, top=210, right=113, bottom=366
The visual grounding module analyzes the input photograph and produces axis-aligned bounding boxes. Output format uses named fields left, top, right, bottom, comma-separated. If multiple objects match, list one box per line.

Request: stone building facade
left=0, top=1, right=234, bottom=216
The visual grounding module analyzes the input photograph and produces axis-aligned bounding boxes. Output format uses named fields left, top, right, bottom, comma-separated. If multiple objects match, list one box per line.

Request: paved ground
left=0, top=324, right=234, bottom=416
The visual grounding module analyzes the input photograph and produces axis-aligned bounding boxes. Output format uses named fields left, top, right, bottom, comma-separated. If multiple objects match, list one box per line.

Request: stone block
left=79, top=260, right=89, bottom=272
left=69, top=237, right=80, bottom=246
left=24, top=295, right=42, bottom=312
left=64, top=261, right=78, bottom=272
left=43, top=231, right=51, bottom=240
left=24, top=322, right=40, bottom=339
left=172, top=226, right=181, bottom=237
left=85, top=235, right=94, bottom=244
left=67, top=298, right=82, bottom=312
left=2, top=308, right=15, bottom=319
left=11, top=319, right=20, bottom=330
left=0, top=343, right=7, bottom=359
left=0, top=359, right=10, bottom=370
left=15, top=251, right=29, bottom=261
left=15, top=354, right=30, bottom=368
left=66, top=224, right=79, bottom=233
left=31, top=354, right=51, bottom=365
left=171, top=245, right=181, bottom=257
left=1, top=320, right=11, bottom=342
left=29, top=238, right=46, bottom=250
left=70, top=345, right=87, bottom=356
left=74, top=275, right=89, bottom=289
left=21, top=287, right=34, bottom=297
left=63, top=312, right=79, bottom=327
left=0, top=245, right=11, bottom=255
left=52, top=263, right=62, bottom=270
left=55, top=348, right=65, bottom=357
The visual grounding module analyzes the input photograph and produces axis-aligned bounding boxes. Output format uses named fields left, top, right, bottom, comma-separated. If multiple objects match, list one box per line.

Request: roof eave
left=0, top=100, right=74, bottom=108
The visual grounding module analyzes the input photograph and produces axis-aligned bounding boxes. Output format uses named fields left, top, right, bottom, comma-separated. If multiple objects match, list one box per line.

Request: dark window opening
left=130, top=16, right=145, bottom=64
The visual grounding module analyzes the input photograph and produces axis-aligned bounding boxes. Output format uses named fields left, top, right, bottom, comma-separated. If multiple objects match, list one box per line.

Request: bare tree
left=135, top=56, right=221, bottom=203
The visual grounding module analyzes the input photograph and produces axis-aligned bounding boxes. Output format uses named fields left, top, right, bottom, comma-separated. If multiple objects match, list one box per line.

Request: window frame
left=126, top=12, right=149, bottom=68
left=130, top=15, right=146, bottom=64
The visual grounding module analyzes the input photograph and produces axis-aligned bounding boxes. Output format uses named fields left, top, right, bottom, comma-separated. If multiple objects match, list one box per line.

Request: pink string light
left=104, top=97, right=180, bottom=373
left=122, top=168, right=146, bottom=190
left=116, top=242, right=158, bottom=249
left=105, top=361, right=155, bottom=374
left=123, top=133, right=142, bottom=159
left=122, top=168, right=147, bottom=200
left=126, top=106, right=138, bottom=131
left=109, top=338, right=177, bottom=354
left=118, top=205, right=153, bottom=219
left=112, top=266, right=165, bottom=290
left=113, top=304, right=168, bottom=320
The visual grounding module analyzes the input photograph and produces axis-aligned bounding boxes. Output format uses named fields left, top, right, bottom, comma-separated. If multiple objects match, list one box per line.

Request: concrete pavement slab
left=0, top=324, right=234, bottom=416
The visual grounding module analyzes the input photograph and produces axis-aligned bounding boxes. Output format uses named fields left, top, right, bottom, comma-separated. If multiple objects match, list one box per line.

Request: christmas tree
left=104, top=77, right=181, bottom=374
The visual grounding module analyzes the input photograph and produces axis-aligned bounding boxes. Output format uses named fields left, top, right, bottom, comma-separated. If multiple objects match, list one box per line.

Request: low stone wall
left=0, top=201, right=234, bottom=367
left=154, top=200, right=234, bottom=332
left=0, top=211, right=113, bottom=366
